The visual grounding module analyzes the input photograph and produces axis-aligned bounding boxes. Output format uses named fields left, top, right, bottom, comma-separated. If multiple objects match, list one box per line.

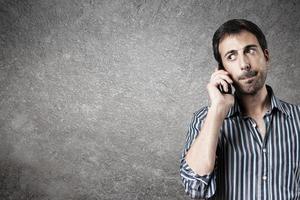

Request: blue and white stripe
left=180, top=85, right=300, bottom=199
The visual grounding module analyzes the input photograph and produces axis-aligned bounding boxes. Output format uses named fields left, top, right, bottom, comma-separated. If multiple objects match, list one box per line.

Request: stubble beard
left=235, top=70, right=267, bottom=96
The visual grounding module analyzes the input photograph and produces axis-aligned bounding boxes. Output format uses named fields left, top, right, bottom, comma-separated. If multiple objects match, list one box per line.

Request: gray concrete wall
left=0, top=0, right=299, bottom=199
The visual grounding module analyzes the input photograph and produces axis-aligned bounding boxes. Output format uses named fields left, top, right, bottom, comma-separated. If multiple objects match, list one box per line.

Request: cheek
left=225, top=72, right=237, bottom=82
left=252, top=55, right=267, bottom=65
left=257, top=57, right=265, bottom=64
left=224, top=62, right=240, bottom=72
left=232, top=77, right=240, bottom=84
left=223, top=66, right=236, bottom=77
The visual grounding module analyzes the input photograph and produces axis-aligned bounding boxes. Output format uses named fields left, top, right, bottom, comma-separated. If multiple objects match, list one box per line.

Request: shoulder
left=278, top=99, right=300, bottom=116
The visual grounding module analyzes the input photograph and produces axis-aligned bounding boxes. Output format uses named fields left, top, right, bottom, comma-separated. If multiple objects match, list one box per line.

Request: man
left=179, top=19, right=300, bottom=199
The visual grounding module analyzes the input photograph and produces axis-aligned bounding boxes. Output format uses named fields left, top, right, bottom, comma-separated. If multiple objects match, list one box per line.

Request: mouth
left=240, top=71, right=257, bottom=81
left=241, top=75, right=256, bottom=83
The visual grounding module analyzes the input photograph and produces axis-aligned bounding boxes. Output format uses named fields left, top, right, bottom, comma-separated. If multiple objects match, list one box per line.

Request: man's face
left=218, top=31, right=270, bottom=95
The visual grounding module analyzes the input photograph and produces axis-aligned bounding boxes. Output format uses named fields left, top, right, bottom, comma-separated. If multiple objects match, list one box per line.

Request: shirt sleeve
left=179, top=106, right=219, bottom=199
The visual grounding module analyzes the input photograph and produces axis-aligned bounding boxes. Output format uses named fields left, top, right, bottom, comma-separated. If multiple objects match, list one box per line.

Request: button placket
left=249, top=118, right=262, bottom=145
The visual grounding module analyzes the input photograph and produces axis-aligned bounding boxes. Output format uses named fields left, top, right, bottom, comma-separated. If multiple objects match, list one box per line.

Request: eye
left=247, top=48, right=256, bottom=54
left=227, top=54, right=236, bottom=61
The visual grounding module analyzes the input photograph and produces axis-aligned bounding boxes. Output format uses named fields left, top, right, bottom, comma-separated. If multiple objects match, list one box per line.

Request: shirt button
left=262, top=176, right=267, bottom=181
left=252, top=123, right=257, bottom=128
left=263, top=148, right=267, bottom=153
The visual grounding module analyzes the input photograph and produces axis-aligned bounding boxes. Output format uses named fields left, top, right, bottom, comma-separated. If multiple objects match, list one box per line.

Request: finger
left=219, top=79, right=229, bottom=92
left=211, top=69, right=230, bottom=80
left=211, top=78, right=228, bottom=92
left=211, top=73, right=233, bottom=85
left=216, top=74, right=233, bottom=84
left=211, top=76, right=227, bottom=89
left=214, top=69, right=230, bottom=76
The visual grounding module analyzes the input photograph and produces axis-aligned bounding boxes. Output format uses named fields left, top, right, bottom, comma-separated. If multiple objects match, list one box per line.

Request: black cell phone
left=218, top=64, right=232, bottom=94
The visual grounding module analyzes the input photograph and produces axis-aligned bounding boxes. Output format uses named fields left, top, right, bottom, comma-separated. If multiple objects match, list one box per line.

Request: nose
left=240, top=55, right=250, bottom=71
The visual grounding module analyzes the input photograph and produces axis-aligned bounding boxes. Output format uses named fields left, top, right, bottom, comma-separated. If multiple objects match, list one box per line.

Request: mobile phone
left=218, top=63, right=232, bottom=94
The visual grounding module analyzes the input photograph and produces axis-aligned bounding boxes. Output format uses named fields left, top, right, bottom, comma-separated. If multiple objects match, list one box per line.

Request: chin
left=235, top=82, right=265, bottom=96
left=239, top=87, right=259, bottom=95
left=235, top=72, right=267, bottom=96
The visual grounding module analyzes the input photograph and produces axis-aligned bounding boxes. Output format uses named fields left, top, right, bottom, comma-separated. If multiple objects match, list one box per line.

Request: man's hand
left=207, top=68, right=235, bottom=114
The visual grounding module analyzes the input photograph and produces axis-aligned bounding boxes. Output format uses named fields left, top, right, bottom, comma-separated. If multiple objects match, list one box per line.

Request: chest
left=218, top=115, right=300, bottom=198
left=221, top=114, right=298, bottom=150
left=220, top=115, right=300, bottom=172
left=252, top=117, right=266, bottom=139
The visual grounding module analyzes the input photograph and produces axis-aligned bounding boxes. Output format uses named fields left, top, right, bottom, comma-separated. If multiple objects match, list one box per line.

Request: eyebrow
left=224, top=44, right=258, bottom=58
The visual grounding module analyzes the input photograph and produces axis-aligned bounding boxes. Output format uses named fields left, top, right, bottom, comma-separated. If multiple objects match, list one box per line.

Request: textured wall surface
left=0, top=0, right=299, bottom=199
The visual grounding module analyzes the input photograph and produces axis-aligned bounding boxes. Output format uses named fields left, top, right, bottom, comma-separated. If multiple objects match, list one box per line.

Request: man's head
left=213, top=19, right=268, bottom=68
left=212, top=19, right=270, bottom=95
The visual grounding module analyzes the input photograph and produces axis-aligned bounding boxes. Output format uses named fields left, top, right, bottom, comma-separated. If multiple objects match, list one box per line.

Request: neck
left=236, top=85, right=271, bottom=118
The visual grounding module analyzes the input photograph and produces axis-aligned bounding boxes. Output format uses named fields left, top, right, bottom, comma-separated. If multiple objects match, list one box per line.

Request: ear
left=263, top=49, right=270, bottom=62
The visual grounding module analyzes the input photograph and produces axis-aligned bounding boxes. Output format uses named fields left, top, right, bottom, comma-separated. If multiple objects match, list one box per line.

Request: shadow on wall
left=0, top=140, right=104, bottom=200
left=0, top=115, right=186, bottom=200
left=0, top=157, right=47, bottom=199
left=0, top=118, right=102, bottom=200
left=0, top=154, right=186, bottom=200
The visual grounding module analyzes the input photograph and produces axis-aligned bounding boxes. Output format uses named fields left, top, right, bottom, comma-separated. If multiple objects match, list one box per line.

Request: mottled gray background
left=0, top=0, right=299, bottom=199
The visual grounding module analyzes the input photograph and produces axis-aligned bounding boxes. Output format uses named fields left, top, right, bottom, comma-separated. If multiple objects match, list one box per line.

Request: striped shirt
left=180, top=85, right=300, bottom=199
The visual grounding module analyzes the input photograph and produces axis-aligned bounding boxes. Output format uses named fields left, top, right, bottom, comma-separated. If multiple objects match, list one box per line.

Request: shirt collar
left=225, top=84, right=290, bottom=119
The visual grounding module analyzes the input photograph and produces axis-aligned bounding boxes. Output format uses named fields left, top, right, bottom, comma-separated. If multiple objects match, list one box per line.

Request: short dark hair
left=212, top=19, right=268, bottom=67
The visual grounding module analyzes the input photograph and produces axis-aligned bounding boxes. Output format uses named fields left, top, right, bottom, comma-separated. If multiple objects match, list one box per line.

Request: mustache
left=238, top=71, right=257, bottom=80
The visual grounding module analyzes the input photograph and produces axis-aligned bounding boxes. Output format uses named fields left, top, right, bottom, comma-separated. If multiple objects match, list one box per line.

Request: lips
left=240, top=71, right=257, bottom=80
left=242, top=75, right=256, bottom=82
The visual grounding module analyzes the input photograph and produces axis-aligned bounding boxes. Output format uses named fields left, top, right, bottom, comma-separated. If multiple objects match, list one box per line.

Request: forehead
left=218, top=31, right=260, bottom=55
